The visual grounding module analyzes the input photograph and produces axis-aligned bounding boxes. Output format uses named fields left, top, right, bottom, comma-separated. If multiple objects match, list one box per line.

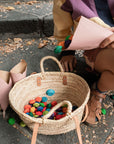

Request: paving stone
left=43, top=14, right=54, bottom=36
left=0, top=115, right=31, bottom=144
left=0, top=0, right=53, bottom=34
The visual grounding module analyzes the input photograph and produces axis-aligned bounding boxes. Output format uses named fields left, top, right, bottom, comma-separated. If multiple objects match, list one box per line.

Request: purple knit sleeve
left=61, top=0, right=73, bottom=13
left=61, top=0, right=98, bottom=20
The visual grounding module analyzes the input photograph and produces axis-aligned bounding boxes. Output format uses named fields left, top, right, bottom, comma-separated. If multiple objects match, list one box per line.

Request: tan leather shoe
left=85, top=90, right=106, bottom=126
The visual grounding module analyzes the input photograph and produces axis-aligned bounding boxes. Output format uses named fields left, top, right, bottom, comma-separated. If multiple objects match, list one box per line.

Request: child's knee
left=95, top=49, right=114, bottom=73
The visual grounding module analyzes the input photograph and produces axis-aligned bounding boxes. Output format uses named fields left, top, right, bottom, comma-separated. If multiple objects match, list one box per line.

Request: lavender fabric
left=61, top=0, right=114, bottom=20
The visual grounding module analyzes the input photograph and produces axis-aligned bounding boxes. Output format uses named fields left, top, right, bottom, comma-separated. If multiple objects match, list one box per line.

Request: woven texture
left=9, top=56, right=90, bottom=135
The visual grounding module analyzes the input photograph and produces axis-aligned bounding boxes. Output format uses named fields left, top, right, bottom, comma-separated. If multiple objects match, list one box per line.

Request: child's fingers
left=108, top=27, right=114, bottom=32
left=107, top=42, right=114, bottom=49
left=64, top=61, right=69, bottom=72
left=60, top=60, right=65, bottom=71
left=73, top=57, right=77, bottom=68
left=100, top=34, right=114, bottom=48
left=61, top=62, right=66, bottom=72
left=69, top=62, right=73, bottom=72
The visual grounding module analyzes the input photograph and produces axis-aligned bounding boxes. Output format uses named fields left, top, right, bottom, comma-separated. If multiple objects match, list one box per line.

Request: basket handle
left=43, top=100, right=84, bottom=144
left=31, top=123, right=40, bottom=144
left=40, top=56, right=64, bottom=74
left=43, top=100, right=72, bottom=119
left=71, top=104, right=88, bottom=144
left=81, top=104, right=88, bottom=123
left=31, top=100, right=72, bottom=144
left=73, top=116, right=83, bottom=144
left=31, top=101, right=86, bottom=144
left=31, top=120, right=83, bottom=144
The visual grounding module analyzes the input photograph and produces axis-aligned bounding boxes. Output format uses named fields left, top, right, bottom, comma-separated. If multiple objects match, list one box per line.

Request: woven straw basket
left=9, top=56, right=90, bottom=144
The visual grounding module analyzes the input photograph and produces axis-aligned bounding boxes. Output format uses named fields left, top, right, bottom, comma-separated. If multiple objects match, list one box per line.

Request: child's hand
left=60, top=55, right=77, bottom=72
left=108, top=27, right=114, bottom=32
left=100, top=27, right=114, bottom=49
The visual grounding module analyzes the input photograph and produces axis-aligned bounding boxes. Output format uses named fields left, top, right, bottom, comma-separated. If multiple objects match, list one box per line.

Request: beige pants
left=53, top=0, right=77, bottom=42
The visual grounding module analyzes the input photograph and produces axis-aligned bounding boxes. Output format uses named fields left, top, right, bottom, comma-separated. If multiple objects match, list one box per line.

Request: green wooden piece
left=65, top=35, right=71, bottom=40
left=54, top=46, right=62, bottom=53
left=101, top=108, right=106, bottom=115
left=8, top=118, right=15, bottom=125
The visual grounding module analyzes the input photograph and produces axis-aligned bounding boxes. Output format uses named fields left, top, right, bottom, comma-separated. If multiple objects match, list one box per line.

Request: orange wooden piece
left=24, top=108, right=30, bottom=113
left=62, top=107, right=67, bottom=113
left=29, top=99, right=35, bottom=104
left=35, top=97, right=42, bottom=102
left=58, top=41, right=65, bottom=49
left=69, top=35, right=73, bottom=40
left=24, top=104, right=31, bottom=110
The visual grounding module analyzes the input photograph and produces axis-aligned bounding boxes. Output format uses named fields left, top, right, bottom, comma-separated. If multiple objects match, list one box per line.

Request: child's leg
left=95, top=48, right=114, bottom=91
left=53, top=0, right=73, bottom=42
left=85, top=48, right=114, bottom=125
left=97, top=71, right=114, bottom=91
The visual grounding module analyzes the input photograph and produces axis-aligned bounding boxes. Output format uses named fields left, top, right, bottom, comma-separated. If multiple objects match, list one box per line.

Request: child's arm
left=53, top=0, right=76, bottom=72
left=53, top=0, right=73, bottom=42
left=59, top=49, right=76, bottom=72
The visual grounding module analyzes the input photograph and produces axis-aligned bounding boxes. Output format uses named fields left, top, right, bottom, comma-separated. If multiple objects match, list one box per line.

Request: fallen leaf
left=36, top=5, right=40, bottom=8
left=52, top=42, right=56, bottom=45
left=104, top=129, right=108, bottom=133
left=16, top=43, right=22, bottom=48
left=14, top=38, right=22, bottom=43
left=45, top=68, right=48, bottom=70
left=93, top=135, right=96, bottom=138
left=38, top=43, right=47, bottom=48
left=26, top=1, right=37, bottom=5
left=5, top=6, right=15, bottom=11
left=48, top=36, right=55, bottom=41
left=43, top=40, right=48, bottom=44
left=15, top=1, right=21, bottom=5
left=32, top=39, right=35, bottom=42
left=26, top=41, right=32, bottom=45
left=86, top=140, right=90, bottom=143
